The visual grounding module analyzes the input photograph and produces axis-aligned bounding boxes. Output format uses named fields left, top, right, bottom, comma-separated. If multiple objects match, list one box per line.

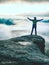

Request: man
left=27, top=17, right=43, bottom=35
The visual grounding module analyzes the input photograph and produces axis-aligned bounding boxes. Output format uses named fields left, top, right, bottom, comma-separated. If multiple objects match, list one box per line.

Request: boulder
left=0, top=35, right=49, bottom=65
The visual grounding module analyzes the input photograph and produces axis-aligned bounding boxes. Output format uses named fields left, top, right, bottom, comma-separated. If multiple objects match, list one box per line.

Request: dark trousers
left=31, top=24, right=37, bottom=35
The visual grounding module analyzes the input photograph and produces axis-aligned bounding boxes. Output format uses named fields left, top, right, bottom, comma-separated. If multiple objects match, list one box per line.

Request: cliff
left=0, top=35, right=49, bottom=65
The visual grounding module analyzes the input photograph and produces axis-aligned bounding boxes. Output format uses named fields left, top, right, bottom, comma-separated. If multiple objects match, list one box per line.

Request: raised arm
left=27, top=17, right=34, bottom=21
left=37, top=19, right=43, bottom=21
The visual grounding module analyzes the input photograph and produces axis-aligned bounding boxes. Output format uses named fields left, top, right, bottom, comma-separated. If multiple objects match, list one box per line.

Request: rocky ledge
left=0, top=35, right=49, bottom=65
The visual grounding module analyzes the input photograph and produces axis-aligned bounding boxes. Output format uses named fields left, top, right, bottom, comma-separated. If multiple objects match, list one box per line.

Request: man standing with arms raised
left=27, top=17, right=43, bottom=35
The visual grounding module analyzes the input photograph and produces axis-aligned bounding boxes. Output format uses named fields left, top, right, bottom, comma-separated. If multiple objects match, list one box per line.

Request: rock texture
left=0, top=35, right=49, bottom=65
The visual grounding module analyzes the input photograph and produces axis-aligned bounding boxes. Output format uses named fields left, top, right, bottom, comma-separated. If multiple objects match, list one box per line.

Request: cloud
left=19, top=11, right=49, bottom=17
left=23, top=0, right=49, bottom=2
left=36, top=11, right=49, bottom=16
left=0, top=0, right=49, bottom=3
left=43, top=11, right=49, bottom=16
left=0, top=0, right=10, bottom=2
left=0, top=0, right=49, bottom=2
left=0, top=0, right=16, bottom=3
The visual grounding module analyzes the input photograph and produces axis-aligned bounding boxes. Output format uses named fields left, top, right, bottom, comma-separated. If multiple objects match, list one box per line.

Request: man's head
left=34, top=17, right=36, bottom=20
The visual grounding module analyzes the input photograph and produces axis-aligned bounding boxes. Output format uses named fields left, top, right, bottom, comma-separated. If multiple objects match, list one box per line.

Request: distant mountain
left=0, top=18, right=15, bottom=25
left=42, top=20, right=49, bottom=23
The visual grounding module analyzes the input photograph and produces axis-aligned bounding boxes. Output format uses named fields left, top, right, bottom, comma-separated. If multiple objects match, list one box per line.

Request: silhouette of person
left=27, top=17, right=43, bottom=35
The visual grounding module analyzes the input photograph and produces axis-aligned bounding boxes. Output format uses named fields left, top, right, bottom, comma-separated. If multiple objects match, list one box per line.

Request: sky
left=0, top=0, right=49, bottom=17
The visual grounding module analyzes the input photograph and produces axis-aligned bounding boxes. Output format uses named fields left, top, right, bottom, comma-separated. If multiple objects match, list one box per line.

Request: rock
left=0, top=35, right=49, bottom=65
left=11, top=35, right=45, bottom=54
left=46, top=49, right=49, bottom=57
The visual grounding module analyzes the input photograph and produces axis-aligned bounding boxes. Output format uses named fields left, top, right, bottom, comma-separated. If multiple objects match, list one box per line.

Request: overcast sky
left=0, top=0, right=49, bottom=3
left=24, top=0, right=49, bottom=1
left=0, top=0, right=49, bottom=16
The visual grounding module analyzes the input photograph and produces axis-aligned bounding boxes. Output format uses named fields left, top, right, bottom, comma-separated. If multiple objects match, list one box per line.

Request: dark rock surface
left=0, top=35, right=49, bottom=65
